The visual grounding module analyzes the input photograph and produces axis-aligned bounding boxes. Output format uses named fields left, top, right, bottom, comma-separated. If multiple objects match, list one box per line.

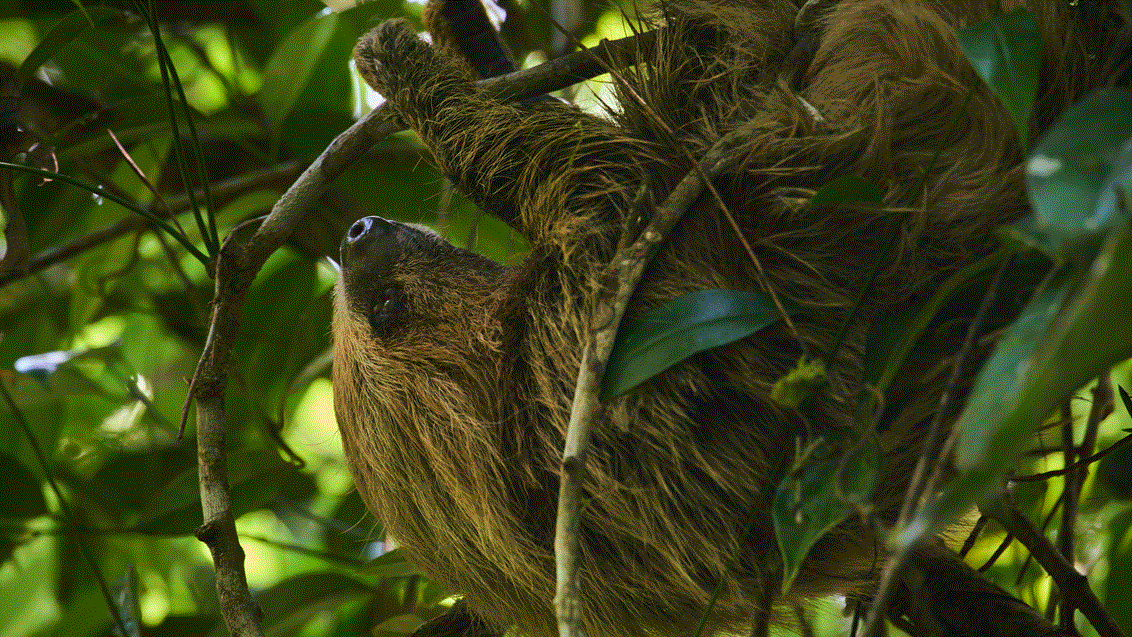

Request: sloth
left=331, top=1, right=1124, bottom=636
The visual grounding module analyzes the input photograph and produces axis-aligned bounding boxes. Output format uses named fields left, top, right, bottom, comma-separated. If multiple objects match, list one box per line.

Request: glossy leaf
left=602, top=289, right=800, bottom=400
left=918, top=225, right=1132, bottom=536
left=1020, top=88, right=1132, bottom=257
left=957, top=9, right=1040, bottom=152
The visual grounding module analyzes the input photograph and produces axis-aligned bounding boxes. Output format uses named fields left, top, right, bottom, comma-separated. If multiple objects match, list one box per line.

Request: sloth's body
left=332, top=2, right=1123, bottom=636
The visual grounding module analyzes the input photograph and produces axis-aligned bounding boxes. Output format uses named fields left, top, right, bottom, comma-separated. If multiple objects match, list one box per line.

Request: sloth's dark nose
left=345, top=216, right=393, bottom=244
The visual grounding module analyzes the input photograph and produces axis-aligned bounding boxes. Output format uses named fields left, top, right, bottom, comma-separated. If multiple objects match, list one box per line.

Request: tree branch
left=554, top=123, right=756, bottom=637
left=188, top=29, right=660, bottom=637
left=982, top=492, right=1126, bottom=637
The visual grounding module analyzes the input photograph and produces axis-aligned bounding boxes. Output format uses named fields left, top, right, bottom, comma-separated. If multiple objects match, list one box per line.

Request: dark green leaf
left=957, top=9, right=1040, bottom=152
left=257, top=572, right=372, bottom=637
left=0, top=452, right=48, bottom=519
left=1020, top=88, right=1132, bottom=257
left=259, top=12, right=340, bottom=130
left=602, top=289, right=800, bottom=400
left=774, top=437, right=879, bottom=592
left=131, top=448, right=291, bottom=535
left=1099, top=429, right=1132, bottom=500
left=808, top=175, right=882, bottom=206
left=17, top=7, right=118, bottom=82
left=919, top=225, right=1132, bottom=536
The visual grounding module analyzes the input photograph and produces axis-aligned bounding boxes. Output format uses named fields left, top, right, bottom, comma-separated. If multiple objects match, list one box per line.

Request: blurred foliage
left=0, top=2, right=1129, bottom=637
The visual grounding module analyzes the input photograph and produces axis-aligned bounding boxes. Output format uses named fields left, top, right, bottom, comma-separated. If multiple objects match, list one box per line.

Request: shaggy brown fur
left=333, top=2, right=1124, bottom=636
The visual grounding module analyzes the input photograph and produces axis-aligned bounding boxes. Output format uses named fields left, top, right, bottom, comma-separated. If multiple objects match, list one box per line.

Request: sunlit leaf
left=602, top=289, right=800, bottom=400
left=957, top=9, right=1040, bottom=152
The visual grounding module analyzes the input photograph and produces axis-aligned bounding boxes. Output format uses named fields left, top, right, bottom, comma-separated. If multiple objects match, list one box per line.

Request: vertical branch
left=555, top=124, right=754, bottom=637
left=1059, top=371, right=1113, bottom=630
left=188, top=46, right=637, bottom=637
left=188, top=103, right=401, bottom=637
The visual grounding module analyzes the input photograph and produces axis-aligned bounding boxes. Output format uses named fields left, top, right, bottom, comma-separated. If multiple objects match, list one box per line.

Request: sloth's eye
left=368, top=287, right=405, bottom=333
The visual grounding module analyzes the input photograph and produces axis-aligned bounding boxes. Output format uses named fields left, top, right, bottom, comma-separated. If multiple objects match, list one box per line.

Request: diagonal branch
left=555, top=123, right=758, bottom=637
left=188, top=28, right=659, bottom=637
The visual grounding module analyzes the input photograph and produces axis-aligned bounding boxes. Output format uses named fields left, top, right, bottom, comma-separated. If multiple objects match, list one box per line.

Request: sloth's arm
left=354, top=19, right=651, bottom=250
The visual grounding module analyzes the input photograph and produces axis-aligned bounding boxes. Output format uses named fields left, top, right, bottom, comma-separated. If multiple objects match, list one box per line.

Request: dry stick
left=1059, top=371, right=1112, bottom=631
left=858, top=253, right=1013, bottom=637
left=1012, top=429, right=1132, bottom=482
left=185, top=31, right=653, bottom=637
left=981, top=493, right=1127, bottom=637
left=554, top=124, right=755, bottom=637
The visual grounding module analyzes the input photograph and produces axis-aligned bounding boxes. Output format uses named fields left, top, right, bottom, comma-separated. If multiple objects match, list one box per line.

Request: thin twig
left=554, top=123, right=758, bottom=637
left=186, top=31, right=659, bottom=637
left=982, top=493, right=1126, bottom=637
left=1060, top=371, right=1112, bottom=631
left=0, top=160, right=305, bottom=288
left=1012, top=427, right=1131, bottom=482
left=0, top=382, right=130, bottom=636
left=859, top=252, right=1013, bottom=637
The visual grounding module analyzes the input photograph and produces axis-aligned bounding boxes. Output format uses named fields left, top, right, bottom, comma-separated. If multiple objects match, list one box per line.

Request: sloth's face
left=337, top=215, right=506, bottom=338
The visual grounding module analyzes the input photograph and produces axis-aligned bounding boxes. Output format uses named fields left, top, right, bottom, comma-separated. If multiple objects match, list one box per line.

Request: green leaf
left=1019, top=88, right=1132, bottom=257
left=957, top=9, right=1040, bottom=152
left=131, top=448, right=290, bottom=535
left=774, top=437, right=879, bottom=592
left=601, top=289, right=801, bottom=401
left=259, top=11, right=340, bottom=131
left=257, top=572, right=372, bottom=636
left=808, top=175, right=882, bottom=206
left=0, top=452, right=48, bottom=519
left=359, top=549, right=415, bottom=579
left=17, top=7, right=118, bottom=82
left=1103, top=509, right=1132, bottom=632
left=917, top=224, right=1132, bottom=538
